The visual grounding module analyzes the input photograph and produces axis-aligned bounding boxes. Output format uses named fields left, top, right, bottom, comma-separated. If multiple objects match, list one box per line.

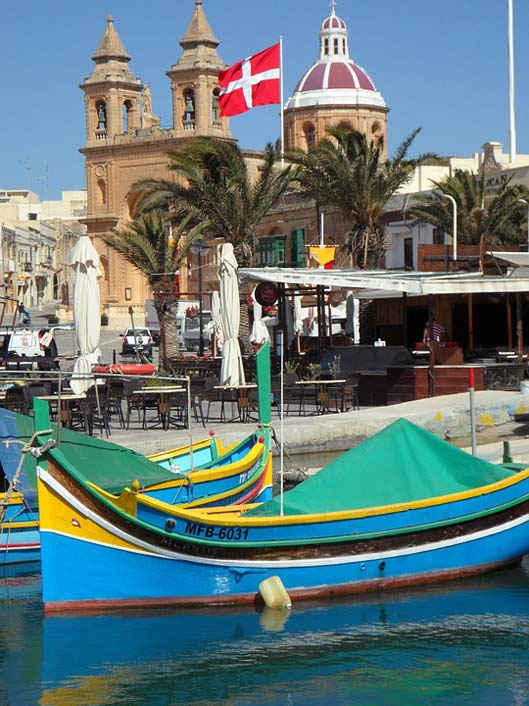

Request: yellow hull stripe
left=0, top=520, right=38, bottom=530
left=147, top=436, right=212, bottom=463
left=37, top=472, right=146, bottom=552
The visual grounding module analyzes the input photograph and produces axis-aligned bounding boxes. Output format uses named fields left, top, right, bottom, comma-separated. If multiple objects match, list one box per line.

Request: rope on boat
left=0, top=429, right=54, bottom=526
left=168, top=461, right=194, bottom=505
left=270, top=426, right=310, bottom=486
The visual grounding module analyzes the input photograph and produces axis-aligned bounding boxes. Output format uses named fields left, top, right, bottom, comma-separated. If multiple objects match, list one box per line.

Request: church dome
left=321, top=13, right=346, bottom=31
left=285, top=2, right=385, bottom=110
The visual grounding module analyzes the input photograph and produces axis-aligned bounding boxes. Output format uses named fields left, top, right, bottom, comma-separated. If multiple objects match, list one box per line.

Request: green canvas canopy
left=245, top=418, right=518, bottom=517
left=0, top=410, right=187, bottom=497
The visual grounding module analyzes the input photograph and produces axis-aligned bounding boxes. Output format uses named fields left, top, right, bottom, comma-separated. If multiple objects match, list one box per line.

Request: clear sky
left=1, top=0, right=528, bottom=200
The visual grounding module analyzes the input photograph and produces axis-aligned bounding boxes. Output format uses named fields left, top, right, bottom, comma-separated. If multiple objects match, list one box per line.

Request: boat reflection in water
left=37, top=565, right=529, bottom=706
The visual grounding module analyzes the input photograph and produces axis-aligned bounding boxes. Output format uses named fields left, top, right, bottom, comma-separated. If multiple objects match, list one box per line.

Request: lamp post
left=441, top=193, right=458, bottom=262
left=518, top=199, right=529, bottom=251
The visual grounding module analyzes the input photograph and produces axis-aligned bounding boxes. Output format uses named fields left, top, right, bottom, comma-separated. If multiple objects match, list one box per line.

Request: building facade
left=80, top=3, right=235, bottom=328
left=81, top=1, right=393, bottom=326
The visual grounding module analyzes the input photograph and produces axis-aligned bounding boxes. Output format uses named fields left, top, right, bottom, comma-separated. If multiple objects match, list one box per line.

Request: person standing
left=423, top=317, right=444, bottom=343
left=18, top=303, right=31, bottom=325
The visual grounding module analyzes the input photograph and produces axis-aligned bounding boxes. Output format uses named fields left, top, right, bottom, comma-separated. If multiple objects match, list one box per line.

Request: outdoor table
left=37, top=393, right=86, bottom=427
left=214, top=384, right=258, bottom=422
left=136, top=386, right=186, bottom=430
left=295, top=379, right=346, bottom=414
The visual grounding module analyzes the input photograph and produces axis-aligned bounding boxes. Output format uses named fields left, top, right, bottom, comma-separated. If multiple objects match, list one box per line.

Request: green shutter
left=290, top=228, right=306, bottom=267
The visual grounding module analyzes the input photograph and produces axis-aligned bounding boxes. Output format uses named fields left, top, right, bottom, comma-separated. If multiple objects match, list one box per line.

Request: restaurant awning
left=240, top=267, right=529, bottom=299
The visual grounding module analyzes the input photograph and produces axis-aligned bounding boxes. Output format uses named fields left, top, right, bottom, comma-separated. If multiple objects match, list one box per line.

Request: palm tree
left=101, top=210, right=206, bottom=370
left=408, top=169, right=529, bottom=248
left=289, top=125, right=437, bottom=268
left=134, top=137, right=293, bottom=267
left=134, top=137, right=293, bottom=349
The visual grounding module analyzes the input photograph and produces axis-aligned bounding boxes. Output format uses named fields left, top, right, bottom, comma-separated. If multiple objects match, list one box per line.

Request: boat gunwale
left=93, top=445, right=271, bottom=513
left=140, top=436, right=268, bottom=491
left=38, top=457, right=529, bottom=558
left=48, top=438, right=529, bottom=528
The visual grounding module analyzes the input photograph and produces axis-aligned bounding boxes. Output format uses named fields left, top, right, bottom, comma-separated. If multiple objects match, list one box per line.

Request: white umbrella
left=292, top=287, right=303, bottom=351
left=250, top=286, right=270, bottom=347
left=344, top=290, right=356, bottom=340
left=70, top=235, right=102, bottom=394
left=219, top=243, right=245, bottom=387
left=285, top=285, right=303, bottom=347
left=207, top=290, right=224, bottom=357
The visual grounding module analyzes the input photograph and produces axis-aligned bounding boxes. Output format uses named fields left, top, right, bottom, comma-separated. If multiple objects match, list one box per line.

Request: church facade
left=81, top=1, right=390, bottom=325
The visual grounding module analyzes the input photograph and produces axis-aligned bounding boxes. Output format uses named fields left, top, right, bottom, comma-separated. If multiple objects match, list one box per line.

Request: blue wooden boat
left=35, top=374, right=529, bottom=612
left=1, top=347, right=274, bottom=566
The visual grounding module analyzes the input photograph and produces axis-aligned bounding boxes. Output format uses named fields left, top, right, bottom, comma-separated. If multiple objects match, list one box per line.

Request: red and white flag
left=218, top=43, right=280, bottom=117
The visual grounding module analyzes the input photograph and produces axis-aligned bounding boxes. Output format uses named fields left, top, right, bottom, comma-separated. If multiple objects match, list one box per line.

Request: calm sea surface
left=2, top=562, right=529, bottom=706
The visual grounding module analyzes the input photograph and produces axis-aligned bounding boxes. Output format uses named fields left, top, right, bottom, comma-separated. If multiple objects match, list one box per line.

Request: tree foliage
left=134, top=137, right=293, bottom=266
left=288, top=125, right=437, bottom=268
left=101, top=211, right=206, bottom=367
left=409, top=169, right=529, bottom=247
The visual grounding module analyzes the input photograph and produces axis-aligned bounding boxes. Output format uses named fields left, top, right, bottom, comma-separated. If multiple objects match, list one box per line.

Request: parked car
left=121, top=327, right=154, bottom=356
left=0, top=326, right=59, bottom=370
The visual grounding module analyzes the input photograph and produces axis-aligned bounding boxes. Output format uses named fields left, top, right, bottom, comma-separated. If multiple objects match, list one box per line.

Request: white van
left=145, top=299, right=212, bottom=352
left=0, top=327, right=60, bottom=370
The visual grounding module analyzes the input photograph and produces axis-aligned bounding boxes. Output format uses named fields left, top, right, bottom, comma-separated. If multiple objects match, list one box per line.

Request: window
left=290, top=228, right=306, bottom=267
left=404, top=237, right=414, bottom=269
left=304, top=123, right=316, bottom=151
left=257, top=236, right=286, bottom=266
left=334, top=38, right=339, bottom=54
left=183, top=90, right=195, bottom=128
left=96, top=101, right=106, bottom=130
left=324, top=39, right=329, bottom=55
left=122, top=100, right=132, bottom=134
left=432, top=227, right=445, bottom=245
left=212, top=88, right=220, bottom=121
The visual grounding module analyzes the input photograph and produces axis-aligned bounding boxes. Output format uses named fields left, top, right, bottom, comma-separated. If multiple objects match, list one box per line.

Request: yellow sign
left=308, top=246, right=336, bottom=268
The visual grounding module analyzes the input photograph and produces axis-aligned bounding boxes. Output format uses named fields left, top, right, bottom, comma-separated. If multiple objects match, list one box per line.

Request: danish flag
left=218, top=43, right=280, bottom=117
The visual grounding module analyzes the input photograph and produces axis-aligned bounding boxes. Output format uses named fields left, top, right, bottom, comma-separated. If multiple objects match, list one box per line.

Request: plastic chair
left=83, top=384, right=111, bottom=437
left=105, top=379, right=125, bottom=429
left=283, top=372, right=307, bottom=416
left=345, top=374, right=360, bottom=411
left=123, top=379, right=143, bottom=429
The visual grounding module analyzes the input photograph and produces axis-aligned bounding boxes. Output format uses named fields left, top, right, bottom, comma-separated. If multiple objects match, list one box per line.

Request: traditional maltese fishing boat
left=35, top=369, right=529, bottom=612
left=0, top=394, right=273, bottom=566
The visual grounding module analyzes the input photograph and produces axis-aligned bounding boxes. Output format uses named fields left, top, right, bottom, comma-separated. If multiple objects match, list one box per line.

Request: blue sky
left=1, top=0, right=528, bottom=200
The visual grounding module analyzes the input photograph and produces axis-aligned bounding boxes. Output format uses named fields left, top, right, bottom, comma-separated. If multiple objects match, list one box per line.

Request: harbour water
left=3, top=562, right=529, bottom=705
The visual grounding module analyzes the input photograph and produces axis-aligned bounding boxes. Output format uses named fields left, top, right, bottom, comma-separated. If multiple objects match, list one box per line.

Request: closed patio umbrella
left=250, top=286, right=270, bottom=348
left=219, top=243, right=245, bottom=387
left=344, top=291, right=356, bottom=341
left=70, top=235, right=102, bottom=394
left=208, top=290, right=224, bottom=357
left=285, top=285, right=303, bottom=349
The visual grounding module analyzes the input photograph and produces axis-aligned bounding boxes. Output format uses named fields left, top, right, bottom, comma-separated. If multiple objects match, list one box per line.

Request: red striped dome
left=321, top=14, right=346, bottom=31
left=295, top=60, right=376, bottom=93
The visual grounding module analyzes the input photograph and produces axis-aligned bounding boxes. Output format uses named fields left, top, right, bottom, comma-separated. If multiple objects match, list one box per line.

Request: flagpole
left=280, top=35, right=285, bottom=168
left=508, top=0, right=517, bottom=164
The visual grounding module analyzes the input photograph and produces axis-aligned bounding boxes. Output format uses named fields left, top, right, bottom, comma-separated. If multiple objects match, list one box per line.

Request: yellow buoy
left=258, top=575, right=291, bottom=609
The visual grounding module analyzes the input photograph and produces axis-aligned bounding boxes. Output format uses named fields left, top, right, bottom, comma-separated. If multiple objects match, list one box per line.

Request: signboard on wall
left=254, top=282, right=278, bottom=306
